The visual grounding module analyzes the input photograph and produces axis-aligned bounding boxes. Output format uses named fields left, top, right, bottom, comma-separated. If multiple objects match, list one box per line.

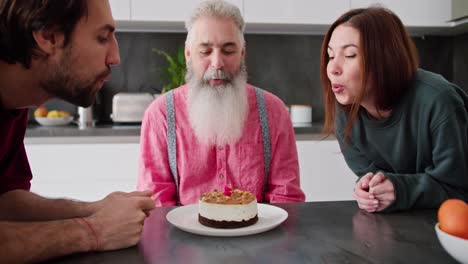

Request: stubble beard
left=40, top=45, right=110, bottom=107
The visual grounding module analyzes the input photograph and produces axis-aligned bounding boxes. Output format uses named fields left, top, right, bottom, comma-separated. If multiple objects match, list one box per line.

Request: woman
left=320, top=7, right=468, bottom=213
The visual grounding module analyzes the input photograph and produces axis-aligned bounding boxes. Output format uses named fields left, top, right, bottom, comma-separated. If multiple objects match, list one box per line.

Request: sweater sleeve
left=336, top=131, right=380, bottom=179
left=335, top=110, right=380, bottom=178
left=383, top=104, right=468, bottom=212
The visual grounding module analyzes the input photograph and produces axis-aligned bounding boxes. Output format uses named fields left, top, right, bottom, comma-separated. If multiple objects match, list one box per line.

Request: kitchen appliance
left=77, top=106, right=95, bottom=129
left=290, top=104, right=312, bottom=126
left=111, top=93, right=156, bottom=123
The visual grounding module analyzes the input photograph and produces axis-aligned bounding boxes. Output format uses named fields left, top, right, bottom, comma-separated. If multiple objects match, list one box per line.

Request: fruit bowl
left=35, top=117, right=74, bottom=126
left=435, top=223, right=468, bottom=263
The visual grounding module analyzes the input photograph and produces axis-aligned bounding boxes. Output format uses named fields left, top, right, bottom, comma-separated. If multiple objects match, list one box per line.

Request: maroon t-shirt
left=0, top=106, right=32, bottom=194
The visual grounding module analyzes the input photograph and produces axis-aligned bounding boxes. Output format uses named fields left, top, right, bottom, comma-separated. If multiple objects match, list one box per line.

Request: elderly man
left=0, top=1, right=155, bottom=262
left=138, top=0, right=305, bottom=206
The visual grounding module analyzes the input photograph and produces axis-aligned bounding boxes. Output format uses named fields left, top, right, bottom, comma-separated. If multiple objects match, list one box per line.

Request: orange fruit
left=34, top=106, right=48, bottom=118
left=438, top=199, right=468, bottom=239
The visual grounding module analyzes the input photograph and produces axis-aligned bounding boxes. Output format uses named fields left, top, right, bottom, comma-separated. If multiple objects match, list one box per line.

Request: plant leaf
left=153, top=47, right=187, bottom=93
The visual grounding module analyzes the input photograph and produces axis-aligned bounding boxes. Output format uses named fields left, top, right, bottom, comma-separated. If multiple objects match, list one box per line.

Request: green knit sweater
left=336, top=69, right=468, bottom=212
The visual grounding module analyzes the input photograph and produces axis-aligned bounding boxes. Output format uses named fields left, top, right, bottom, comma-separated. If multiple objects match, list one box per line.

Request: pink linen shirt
left=138, top=84, right=305, bottom=206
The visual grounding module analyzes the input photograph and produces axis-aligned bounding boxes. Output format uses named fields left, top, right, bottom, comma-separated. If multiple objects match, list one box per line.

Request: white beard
left=186, top=61, right=248, bottom=146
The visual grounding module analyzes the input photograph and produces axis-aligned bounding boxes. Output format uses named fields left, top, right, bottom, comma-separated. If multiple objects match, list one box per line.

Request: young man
left=0, top=1, right=155, bottom=262
left=138, top=0, right=305, bottom=206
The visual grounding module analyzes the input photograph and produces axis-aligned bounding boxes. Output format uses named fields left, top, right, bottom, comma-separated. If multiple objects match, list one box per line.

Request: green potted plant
left=153, top=46, right=186, bottom=93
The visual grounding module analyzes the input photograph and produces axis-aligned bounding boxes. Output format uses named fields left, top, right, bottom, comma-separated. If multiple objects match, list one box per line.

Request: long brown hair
left=0, top=0, right=88, bottom=69
left=320, top=7, right=419, bottom=141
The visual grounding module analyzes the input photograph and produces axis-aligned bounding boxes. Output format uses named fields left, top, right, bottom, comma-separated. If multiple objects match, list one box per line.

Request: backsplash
left=453, top=33, right=468, bottom=91
left=31, top=32, right=468, bottom=124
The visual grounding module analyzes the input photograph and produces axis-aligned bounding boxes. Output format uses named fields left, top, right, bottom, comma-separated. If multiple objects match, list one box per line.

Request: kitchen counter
left=25, top=124, right=140, bottom=144
left=47, top=201, right=456, bottom=264
left=25, top=123, right=331, bottom=144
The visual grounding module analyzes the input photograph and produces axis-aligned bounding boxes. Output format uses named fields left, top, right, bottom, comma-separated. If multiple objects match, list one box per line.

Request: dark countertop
left=25, top=123, right=330, bottom=143
left=48, top=201, right=455, bottom=264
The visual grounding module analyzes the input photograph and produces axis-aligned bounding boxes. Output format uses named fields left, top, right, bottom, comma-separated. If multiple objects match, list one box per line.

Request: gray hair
left=185, top=0, right=245, bottom=46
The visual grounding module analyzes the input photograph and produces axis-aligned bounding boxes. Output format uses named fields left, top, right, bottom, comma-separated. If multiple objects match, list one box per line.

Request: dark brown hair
left=0, top=0, right=88, bottom=68
left=320, top=7, right=419, bottom=140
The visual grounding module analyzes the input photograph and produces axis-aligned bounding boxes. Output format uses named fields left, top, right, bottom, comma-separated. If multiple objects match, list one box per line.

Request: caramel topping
left=200, top=189, right=256, bottom=204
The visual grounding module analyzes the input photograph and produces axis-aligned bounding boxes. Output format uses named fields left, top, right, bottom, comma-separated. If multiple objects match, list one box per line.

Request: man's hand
left=89, top=191, right=151, bottom=214
left=353, top=172, right=380, bottom=212
left=368, top=172, right=395, bottom=212
left=84, top=190, right=155, bottom=251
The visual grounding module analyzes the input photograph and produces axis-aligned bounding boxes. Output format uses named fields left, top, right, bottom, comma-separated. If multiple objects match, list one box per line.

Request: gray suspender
left=254, top=87, right=271, bottom=202
left=165, top=90, right=179, bottom=204
left=166, top=87, right=271, bottom=203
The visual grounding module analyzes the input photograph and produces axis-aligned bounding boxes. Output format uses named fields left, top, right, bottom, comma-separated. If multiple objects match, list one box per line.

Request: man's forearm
left=0, top=190, right=97, bottom=221
left=0, top=219, right=93, bottom=263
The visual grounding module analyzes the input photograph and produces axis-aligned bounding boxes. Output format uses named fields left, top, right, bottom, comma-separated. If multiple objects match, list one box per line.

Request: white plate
left=36, top=117, right=73, bottom=126
left=166, top=203, right=288, bottom=237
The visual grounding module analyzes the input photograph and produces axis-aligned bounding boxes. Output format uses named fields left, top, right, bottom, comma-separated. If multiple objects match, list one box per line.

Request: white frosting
left=198, top=199, right=257, bottom=222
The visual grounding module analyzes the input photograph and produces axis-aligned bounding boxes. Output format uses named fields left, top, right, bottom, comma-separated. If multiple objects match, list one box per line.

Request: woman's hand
left=368, top=172, right=395, bottom=212
left=353, top=172, right=380, bottom=212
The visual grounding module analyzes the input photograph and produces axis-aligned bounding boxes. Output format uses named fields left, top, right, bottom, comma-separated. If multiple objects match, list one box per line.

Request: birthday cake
left=198, top=187, right=258, bottom=228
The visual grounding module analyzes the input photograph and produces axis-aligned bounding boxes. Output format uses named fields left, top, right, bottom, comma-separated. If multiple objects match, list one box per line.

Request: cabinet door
left=244, top=0, right=349, bottom=24
left=351, top=0, right=451, bottom=27
left=109, top=0, right=131, bottom=21
left=131, top=0, right=243, bottom=22
left=452, top=0, right=468, bottom=21
left=297, top=140, right=356, bottom=202
left=26, top=143, right=140, bottom=202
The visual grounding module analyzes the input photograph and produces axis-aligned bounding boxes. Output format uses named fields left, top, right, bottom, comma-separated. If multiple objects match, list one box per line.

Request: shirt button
left=219, top=174, right=224, bottom=179
left=218, top=146, right=224, bottom=150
